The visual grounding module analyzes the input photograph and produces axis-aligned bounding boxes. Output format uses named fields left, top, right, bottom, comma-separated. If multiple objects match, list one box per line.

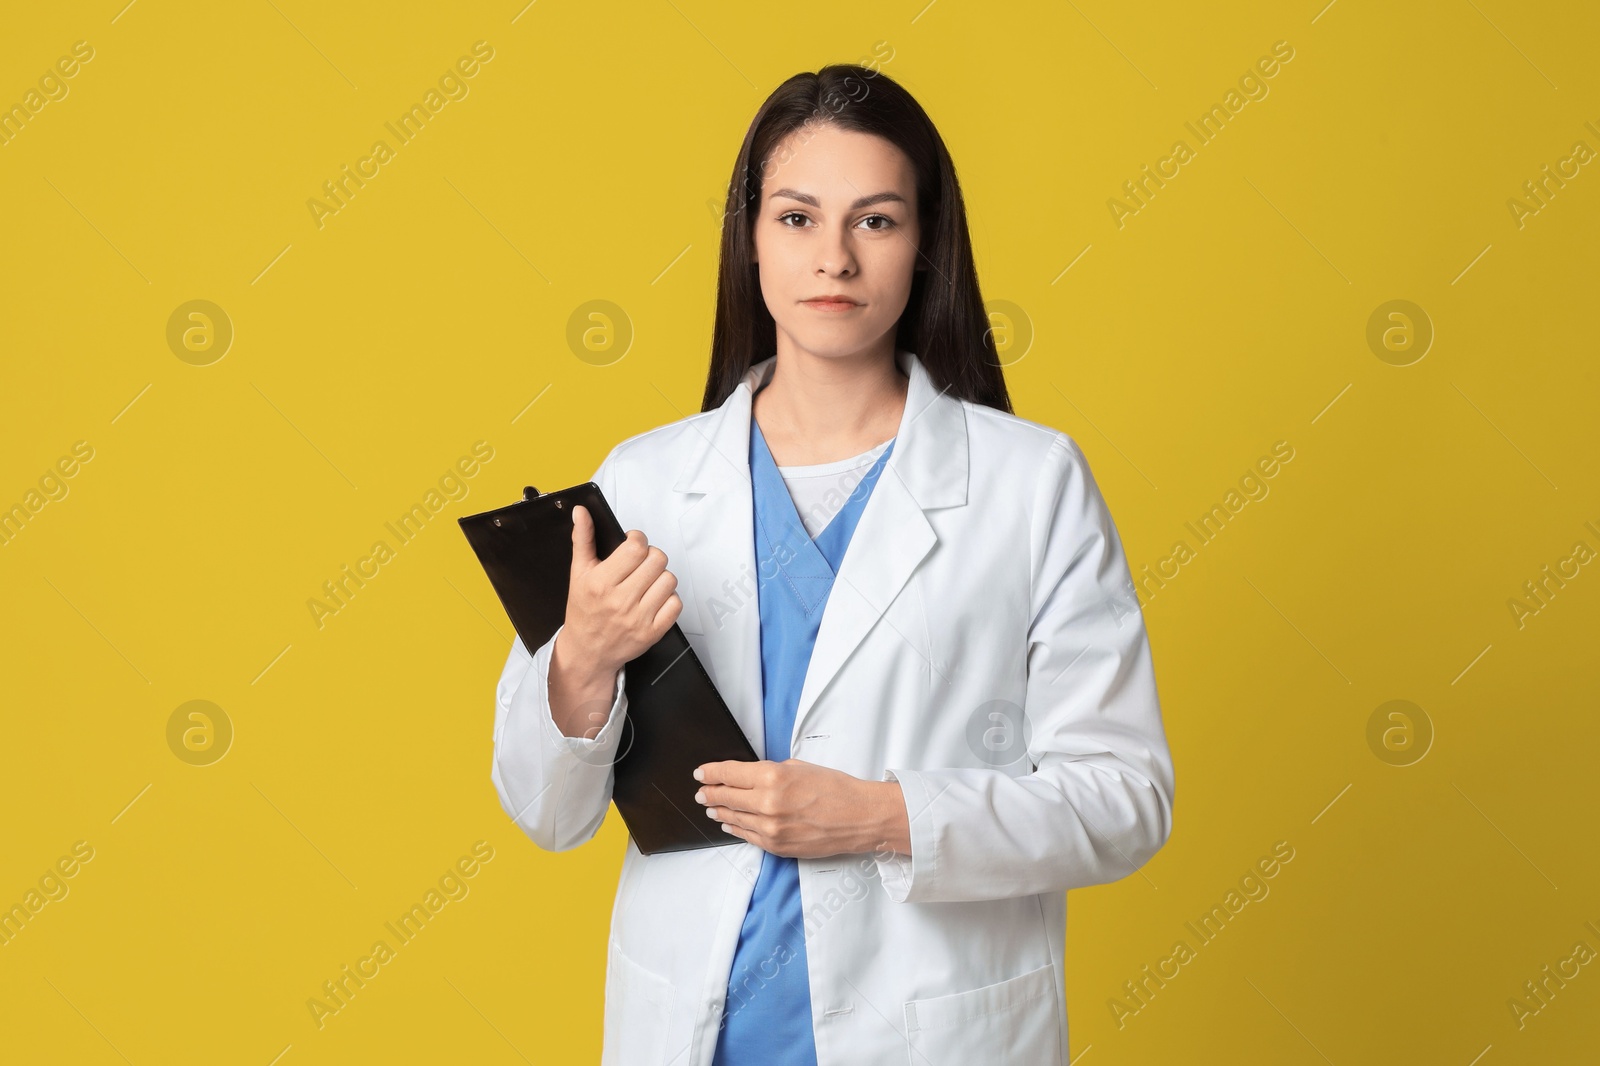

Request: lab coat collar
left=672, top=348, right=968, bottom=507
left=672, top=349, right=969, bottom=757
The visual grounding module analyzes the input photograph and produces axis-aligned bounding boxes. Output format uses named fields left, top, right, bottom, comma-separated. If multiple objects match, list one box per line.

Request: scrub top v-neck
left=711, top=412, right=896, bottom=1066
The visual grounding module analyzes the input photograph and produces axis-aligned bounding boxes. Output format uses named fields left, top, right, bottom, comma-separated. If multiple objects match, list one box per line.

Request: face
left=751, top=123, right=922, bottom=364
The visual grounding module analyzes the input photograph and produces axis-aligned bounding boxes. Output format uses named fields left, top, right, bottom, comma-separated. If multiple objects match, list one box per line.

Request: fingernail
left=705, top=807, right=719, bottom=820
left=694, top=790, right=706, bottom=804
left=693, top=768, right=704, bottom=781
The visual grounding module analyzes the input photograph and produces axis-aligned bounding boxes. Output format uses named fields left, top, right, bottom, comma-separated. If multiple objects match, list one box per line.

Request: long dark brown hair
left=701, top=64, right=1012, bottom=415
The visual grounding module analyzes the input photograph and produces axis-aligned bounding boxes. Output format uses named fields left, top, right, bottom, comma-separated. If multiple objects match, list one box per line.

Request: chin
left=779, top=324, right=895, bottom=362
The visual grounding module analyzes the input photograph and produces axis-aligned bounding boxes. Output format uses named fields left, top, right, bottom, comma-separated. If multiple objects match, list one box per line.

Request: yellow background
left=2, top=1, right=1597, bottom=1062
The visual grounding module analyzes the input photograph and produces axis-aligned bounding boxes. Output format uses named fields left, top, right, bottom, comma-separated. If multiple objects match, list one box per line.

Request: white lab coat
left=491, top=349, right=1175, bottom=1065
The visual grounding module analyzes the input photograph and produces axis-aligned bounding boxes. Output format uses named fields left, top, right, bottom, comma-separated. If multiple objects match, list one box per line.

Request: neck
left=753, top=337, right=909, bottom=466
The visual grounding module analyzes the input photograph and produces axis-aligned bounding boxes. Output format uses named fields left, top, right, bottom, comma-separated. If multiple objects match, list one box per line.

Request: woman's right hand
left=547, top=505, right=682, bottom=739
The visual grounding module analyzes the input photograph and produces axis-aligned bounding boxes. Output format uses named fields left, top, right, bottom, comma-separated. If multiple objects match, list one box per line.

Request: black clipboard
left=458, top=482, right=758, bottom=855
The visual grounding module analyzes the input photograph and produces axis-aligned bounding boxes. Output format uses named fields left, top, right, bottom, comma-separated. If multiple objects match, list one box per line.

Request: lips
left=802, top=297, right=861, bottom=311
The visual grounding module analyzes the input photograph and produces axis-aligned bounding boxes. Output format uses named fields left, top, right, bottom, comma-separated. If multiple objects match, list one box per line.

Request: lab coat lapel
left=673, top=350, right=969, bottom=763
left=675, top=365, right=766, bottom=758
left=789, top=352, right=967, bottom=748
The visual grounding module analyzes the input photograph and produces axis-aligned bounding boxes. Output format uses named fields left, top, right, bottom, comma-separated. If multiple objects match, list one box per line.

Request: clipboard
left=458, top=482, right=758, bottom=855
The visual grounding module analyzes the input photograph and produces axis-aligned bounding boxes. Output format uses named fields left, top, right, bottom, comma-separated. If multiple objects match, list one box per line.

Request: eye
left=777, top=211, right=811, bottom=228
left=858, top=214, right=896, bottom=231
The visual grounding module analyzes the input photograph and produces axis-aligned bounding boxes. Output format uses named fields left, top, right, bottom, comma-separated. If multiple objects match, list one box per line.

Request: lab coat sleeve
left=876, top=432, right=1176, bottom=903
left=489, top=446, right=632, bottom=853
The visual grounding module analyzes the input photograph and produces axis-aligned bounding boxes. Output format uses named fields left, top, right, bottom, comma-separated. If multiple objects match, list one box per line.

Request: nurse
left=498, top=61, right=1175, bottom=1065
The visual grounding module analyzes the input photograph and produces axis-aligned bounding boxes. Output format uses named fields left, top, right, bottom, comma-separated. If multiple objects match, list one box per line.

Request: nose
left=815, top=221, right=857, bottom=278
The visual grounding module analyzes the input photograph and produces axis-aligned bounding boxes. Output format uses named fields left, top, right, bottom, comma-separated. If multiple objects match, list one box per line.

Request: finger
left=651, top=591, right=683, bottom=635
left=696, top=760, right=763, bottom=787
left=617, top=542, right=669, bottom=602
left=593, top=528, right=649, bottom=582
left=716, top=810, right=773, bottom=840
left=639, top=571, right=681, bottom=628
left=698, top=785, right=761, bottom=814
left=569, top=505, right=597, bottom=572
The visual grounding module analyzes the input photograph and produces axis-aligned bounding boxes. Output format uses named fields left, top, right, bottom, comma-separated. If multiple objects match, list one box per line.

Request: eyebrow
left=769, top=188, right=908, bottom=211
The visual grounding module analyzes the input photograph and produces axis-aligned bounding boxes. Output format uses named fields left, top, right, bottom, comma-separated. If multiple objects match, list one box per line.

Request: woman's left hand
left=693, top=759, right=910, bottom=859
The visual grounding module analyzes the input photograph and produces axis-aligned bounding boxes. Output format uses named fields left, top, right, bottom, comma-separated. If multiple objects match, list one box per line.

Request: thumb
left=569, top=504, right=598, bottom=572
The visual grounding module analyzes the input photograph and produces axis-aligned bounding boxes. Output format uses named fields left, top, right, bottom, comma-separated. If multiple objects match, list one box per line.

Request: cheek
left=866, top=237, right=919, bottom=305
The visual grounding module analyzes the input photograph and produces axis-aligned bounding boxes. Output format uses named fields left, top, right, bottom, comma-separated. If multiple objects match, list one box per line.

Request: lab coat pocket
left=902, top=962, right=1062, bottom=1065
left=602, top=940, right=675, bottom=1066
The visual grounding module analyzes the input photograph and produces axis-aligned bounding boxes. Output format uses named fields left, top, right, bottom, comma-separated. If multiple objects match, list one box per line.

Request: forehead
left=761, top=124, right=916, bottom=203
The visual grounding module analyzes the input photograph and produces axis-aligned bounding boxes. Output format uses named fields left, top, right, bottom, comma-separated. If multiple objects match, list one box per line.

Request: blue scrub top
left=711, top=412, right=896, bottom=1066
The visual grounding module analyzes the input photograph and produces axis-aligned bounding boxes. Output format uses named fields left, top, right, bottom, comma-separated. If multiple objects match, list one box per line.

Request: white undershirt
left=776, top=439, right=895, bottom=539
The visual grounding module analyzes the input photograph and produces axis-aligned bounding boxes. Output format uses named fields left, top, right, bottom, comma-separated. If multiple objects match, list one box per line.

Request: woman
left=491, top=64, right=1175, bottom=1065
